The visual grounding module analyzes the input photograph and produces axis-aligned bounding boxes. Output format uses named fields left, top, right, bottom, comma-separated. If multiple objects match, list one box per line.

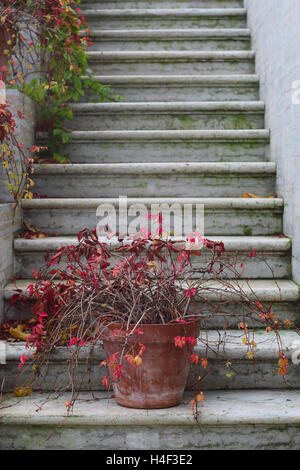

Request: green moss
left=233, top=114, right=252, bottom=129
left=133, top=182, right=148, bottom=189
left=243, top=226, right=253, bottom=236
left=176, top=115, right=198, bottom=130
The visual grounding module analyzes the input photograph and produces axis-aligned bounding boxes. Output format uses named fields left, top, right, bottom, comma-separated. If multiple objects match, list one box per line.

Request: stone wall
left=0, top=89, right=36, bottom=203
left=0, top=87, right=34, bottom=322
left=0, top=204, right=21, bottom=323
left=245, top=0, right=300, bottom=283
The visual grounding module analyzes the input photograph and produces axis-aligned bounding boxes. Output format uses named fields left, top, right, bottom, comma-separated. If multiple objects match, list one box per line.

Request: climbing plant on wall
left=0, top=0, right=118, bottom=203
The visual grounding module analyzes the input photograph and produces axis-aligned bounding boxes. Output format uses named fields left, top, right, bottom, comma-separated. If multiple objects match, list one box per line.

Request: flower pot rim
left=104, top=318, right=200, bottom=329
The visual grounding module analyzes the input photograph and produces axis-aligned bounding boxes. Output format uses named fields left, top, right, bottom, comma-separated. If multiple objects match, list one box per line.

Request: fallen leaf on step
left=14, top=385, right=32, bottom=397
left=16, top=221, right=56, bottom=239
left=24, top=221, right=37, bottom=233
left=9, top=324, right=31, bottom=341
left=240, top=193, right=278, bottom=198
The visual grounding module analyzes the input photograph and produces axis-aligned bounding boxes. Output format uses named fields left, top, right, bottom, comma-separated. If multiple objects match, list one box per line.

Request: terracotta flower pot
left=102, top=320, right=200, bottom=409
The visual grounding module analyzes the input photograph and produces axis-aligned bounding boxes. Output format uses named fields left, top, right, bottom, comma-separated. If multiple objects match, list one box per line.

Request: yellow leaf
left=9, top=324, right=31, bottom=342
left=134, top=356, right=142, bottom=366
left=14, top=385, right=32, bottom=397
left=23, top=191, right=33, bottom=200
left=195, top=392, right=205, bottom=403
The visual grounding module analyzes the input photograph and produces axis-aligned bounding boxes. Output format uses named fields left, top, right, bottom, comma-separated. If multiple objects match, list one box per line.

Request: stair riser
left=70, top=111, right=264, bottom=131
left=2, top=358, right=299, bottom=394
left=2, top=420, right=300, bottom=450
left=81, top=83, right=260, bottom=102
left=86, top=17, right=247, bottom=30
left=192, top=301, right=300, bottom=329
left=190, top=362, right=300, bottom=390
left=89, top=38, right=251, bottom=51
left=42, top=141, right=267, bottom=163
left=32, top=172, right=275, bottom=198
left=2, top=421, right=300, bottom=450
left=81, top=1, right=244, bottom=9
left=88, top=58, right=255, bottom=75
left=22, top=207, right=283, bottom=236
left=13, top=250, right=291, bottom=280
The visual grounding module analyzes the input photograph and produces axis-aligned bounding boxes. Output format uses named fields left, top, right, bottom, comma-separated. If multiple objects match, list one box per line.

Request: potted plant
left=4, top=226, right=297, bottom=414
left=14, top=228, right=211, bottom=409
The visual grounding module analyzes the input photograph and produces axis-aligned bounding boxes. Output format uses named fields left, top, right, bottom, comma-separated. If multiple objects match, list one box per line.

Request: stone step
left=69, top=101, right=265, bottom=131
left=32, top=162, right=276, bottom=199
left=1, top=330, right=300, bottom=394
left=87, top=50, right=255, bottom=75
left=80, top=0, right=245, bottom=10
left=87, top=28, right=251, bottom=51
left=3, top=389, right=300, bottom=450
left=21, top=197, right=283, bottom=236
left=38, top=129, right=269, bottom=163
left=13, top=235, right=291, bottom=280
left=83, top=8, right=247, bottom=29
left=83, top=74, right=260, bottom=102
left=34, top=162, right=276, bottom=198
left=4, top=279, right=299, bottom=326
left=2, top=390, right=300, bottom=450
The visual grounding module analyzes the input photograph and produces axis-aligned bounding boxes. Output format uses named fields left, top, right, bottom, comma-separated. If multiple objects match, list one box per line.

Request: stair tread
left=13, top=235, right=291, bottom=252
left=88, top=50, right=254, bottom=59
left=33, top=162, right=276, bottom=175
left=37, top=129, right=270, bottom=140
left=70, top=101, right=265, bottom=111
left=21, top=197, right=283, bottom=209
left=81, top=0, right=244, bottom=7
left=4, top=279, right=299, bottom=301
left=3, top=330, right=300, bottom=363
left=83, top=8, right=247, bottom=16
left=89, top=28, right=251, bottom=37
left=1, top=389, right=300, bottom=427
left=90, top=74, right=260, bottom=83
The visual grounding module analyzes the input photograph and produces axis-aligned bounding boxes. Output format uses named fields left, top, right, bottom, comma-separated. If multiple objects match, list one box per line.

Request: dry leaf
left=240, top=193, right=277, bottom=199
left=14, top=385, right=32, bottom=397
left=9, top=324, right=31, bottom=341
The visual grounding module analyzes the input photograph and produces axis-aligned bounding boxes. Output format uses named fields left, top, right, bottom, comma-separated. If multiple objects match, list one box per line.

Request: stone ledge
left=13, top=235, right=292, bottom=253
left=70, top=100, right=265, bottom=113
left=37, top=129, right=270, bottom=142
left=1, top=389, right=300, bottom=427
left=4, top=279, right=299, bottom=304
left=2, top=331, right=300, bottom=393
left=2, top=330, right=300, bottom=362
left=33, top=162, right=276, bottom=176
left=80, top=0, right=244, bottom=8
left=21, top=197, right=283, bottom=210
left=83, top=8, right=247, bottom=18
left=88, top=28, right=251, bottom=38
left=88, top=74, right=260, bottom=84
left=87, top=50, right=254, bottom=61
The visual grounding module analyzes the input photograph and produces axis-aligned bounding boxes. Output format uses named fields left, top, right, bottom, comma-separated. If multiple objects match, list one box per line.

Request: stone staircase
left=1, top=0, right=300, bottom=450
